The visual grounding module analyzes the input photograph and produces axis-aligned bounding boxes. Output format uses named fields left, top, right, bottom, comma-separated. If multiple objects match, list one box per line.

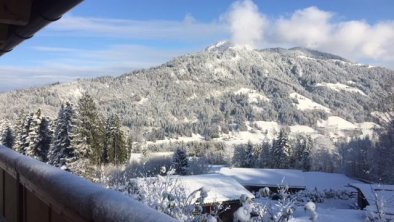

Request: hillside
left=0, top=42, right=393, bottom=146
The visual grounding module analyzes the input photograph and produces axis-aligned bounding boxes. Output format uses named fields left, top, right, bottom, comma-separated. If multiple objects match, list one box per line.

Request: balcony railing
left=0, top=145, right=177, bottom=222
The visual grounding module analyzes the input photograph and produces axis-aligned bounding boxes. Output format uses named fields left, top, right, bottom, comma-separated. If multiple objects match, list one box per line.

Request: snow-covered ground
left=316, top=82, right=367, bottom=96
left=317, top=116, right=379, bottom=141
left=290, top=93, right=331, bottom=113
left=291, top=208, right=365, bottom=222
left=142, top=116, right=377, bottom=148
left=129, top=151, right=174, bottom=163
left=234, top=88, right=270, bottom=103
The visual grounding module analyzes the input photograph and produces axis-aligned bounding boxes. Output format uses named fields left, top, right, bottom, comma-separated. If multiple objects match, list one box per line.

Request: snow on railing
left=0, top=146, right=177, bottom=222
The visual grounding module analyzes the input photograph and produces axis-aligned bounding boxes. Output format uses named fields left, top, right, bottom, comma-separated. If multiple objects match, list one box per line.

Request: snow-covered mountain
left=0, top=41, right=393, bottom=146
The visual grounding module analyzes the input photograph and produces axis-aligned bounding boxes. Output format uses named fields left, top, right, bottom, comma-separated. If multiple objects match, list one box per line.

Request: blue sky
left=0, top=0, right=393, bottom=91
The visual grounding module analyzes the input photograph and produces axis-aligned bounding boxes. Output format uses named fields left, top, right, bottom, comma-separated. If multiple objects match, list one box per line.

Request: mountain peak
left=205, top=41, right=255, bottom=53
left=205, top=41, right=234, bottom=52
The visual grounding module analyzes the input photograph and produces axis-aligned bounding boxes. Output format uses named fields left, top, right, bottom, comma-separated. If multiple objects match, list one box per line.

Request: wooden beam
left=0, top=0, right=32, bottom=26
left=0, top=24, right=7, bottom=48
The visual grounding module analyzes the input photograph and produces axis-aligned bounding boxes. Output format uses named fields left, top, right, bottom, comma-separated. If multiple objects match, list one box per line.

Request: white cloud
left=268, top=7, right=394, bottom=66
left=226, top=0, right=267, bottom=48
left=272, top=7, right=333, bottom=48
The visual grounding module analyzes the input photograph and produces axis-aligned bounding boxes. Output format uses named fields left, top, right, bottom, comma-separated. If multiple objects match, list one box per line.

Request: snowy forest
left=0, top=94, right=129, bottom=176
left=0, top=92, right=393, bottom=184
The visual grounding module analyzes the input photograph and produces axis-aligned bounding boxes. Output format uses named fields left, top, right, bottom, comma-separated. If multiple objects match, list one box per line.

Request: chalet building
left=175, top=174, right=255, bottom=222
left=349, top=183, right=394, bottom=216
left=219, top=167, right=306, bottom=193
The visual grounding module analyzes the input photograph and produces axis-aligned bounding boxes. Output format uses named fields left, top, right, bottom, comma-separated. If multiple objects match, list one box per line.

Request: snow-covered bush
left=102, top=166, right=226, bottom=221
left=233, top=204, right=253, bottom=222
left=257, top=187, right=271, bottom=198
left=365, top=189, right=392, bottom=222
left=296, top=188, right=354, bottom=204
left=304, top=201, right=318, bottom=222
left=236, top=185, right=297, bottom=222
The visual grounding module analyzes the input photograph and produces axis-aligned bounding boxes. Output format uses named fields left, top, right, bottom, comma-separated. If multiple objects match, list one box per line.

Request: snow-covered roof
left=219, top=167, right=306, bottom=188
left=304, top=172, right=361, bottom=191
left=350, top=183, right=394, bottom=215
left=176, top=174, right=254, bottom=204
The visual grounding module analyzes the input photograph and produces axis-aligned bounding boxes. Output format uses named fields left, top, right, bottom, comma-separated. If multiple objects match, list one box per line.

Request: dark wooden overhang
left=0, top=0, right=82, bottom=56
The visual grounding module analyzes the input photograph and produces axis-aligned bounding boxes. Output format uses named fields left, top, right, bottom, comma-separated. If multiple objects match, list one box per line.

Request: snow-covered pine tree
left=0, top=120, right=5, bottom=141
left=105, top=114, right=127, bottom=165
left=0, top=125, right=15, bottom=149
left=258, top=141, right=272, bottom=168
left=301, top=136, right=313, bottom=171
left=14, top=112, right=33, bottom=155
left=172, top=148, right=189, bottom=175
left=102, top=119, right=110, bottom=164
left=232, top=144, right=246, bottom=167
left=22, top=113, right=34, bottom=153
left=13, top=111, right=26, bottom=153
left=126, top=136, right=133, bottom=162
left=271, top=128, right=291, bottom=169
left=72, top=94, right=105, bottom=165
left=35, top=117, right=52, bottom=162
left=293, top=135, right=313, bottom=171
left=245, top=141, right=257, bottom=167
left=26, top=109, right=42, bottom=159
left=232, top=142, right=256, bottom=167
left=23, top=109, right=52, bottom=162
left=48, top=103, right=76, bottom=167
left=373, top=119, right=394, bottom=183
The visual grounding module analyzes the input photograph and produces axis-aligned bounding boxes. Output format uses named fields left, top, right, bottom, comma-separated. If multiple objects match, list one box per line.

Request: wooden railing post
left=16, top=173, right=23, bottom=222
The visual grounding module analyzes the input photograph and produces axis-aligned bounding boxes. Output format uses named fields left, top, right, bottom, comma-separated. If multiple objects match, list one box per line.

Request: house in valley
left=176, top=174, right=255, bottom=221
left=349, top=183, right=394, bottom=217
left=219, top=167, right=306, bottom=193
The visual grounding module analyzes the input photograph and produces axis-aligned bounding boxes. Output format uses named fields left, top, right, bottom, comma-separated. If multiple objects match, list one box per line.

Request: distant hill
left=0, top=41, right=393, bottom=147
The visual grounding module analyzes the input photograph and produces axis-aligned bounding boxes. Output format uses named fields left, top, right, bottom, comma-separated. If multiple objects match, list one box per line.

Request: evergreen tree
left=14, top=112, right=33, bottom=154
left=48, top=103, right=76, bottom=167
left=301, top=136, right=313, bottom=171
left=233, top=144, right=246, bottom=167
left=102, top=122, right=110, bottom=164
left=172, top=148, right=189, bottom=175
left=104, top=114, right=127, bottom=165
left=0, top=126, right=15, bottom=149
left=374, top=119, right=394, bottom=183
left=22, top=113, right=34, bottom=153
left=35, top=117, right=52, bottom=162
left=126, top=136, right=133, bottom=162
left=72, top=94, right=105, bottom=165
left=271, top=128, right=291, bottom=169
left=258, top=141, right=272, bottom=168
left=14, top=112, right=26, bottom=153
left=232, top=142, right=256, bottom=167
left=26, top=109, right=42, bottom=159
left=293, top=135, right=313, bottom=171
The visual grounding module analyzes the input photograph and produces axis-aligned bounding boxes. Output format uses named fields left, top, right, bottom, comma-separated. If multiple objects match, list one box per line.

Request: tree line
left=232, top=128, right=313, bottom=171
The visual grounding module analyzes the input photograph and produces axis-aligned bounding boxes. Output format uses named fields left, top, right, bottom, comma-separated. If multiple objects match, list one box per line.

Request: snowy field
left=291, top=208, right=365, bottom=222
